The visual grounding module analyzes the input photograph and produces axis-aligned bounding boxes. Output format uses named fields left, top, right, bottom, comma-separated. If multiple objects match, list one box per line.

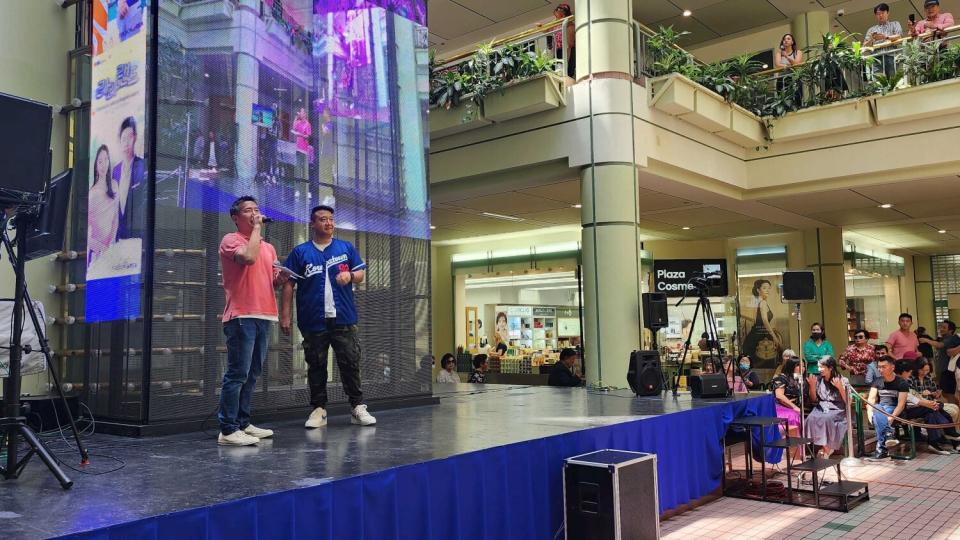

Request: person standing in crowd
left=87, top=145, right=119, bottom=264
left=770, top=357, right=804, bottom=459
left=217, top=196, right=285, bottom=446
left=867, top=356, right=909, bottom=459
left=548, top=348, right=583, bottom=387
left=910, top=0, right=955, bottom=39
left=468, top=354, right=488, bottom=383
left=839, top=328, right=877, bottom=386
left=919, top=320, right=960, bottom=385
left=802, top=323, right=835, bottom=375
left=113, top=116, right=145, bottom=241
left=886, top=313, right=920, bottom=359
left=804, top=357, right=849, bottom=459
left=916, top=326, right=935, bottom=360
left=280, top=205, right=377, bottom=428
left=741, top=279, right=781, bottom=368
left=436, top=353, right=460, bottom=384
left=864, top=3, right=903, bottom=77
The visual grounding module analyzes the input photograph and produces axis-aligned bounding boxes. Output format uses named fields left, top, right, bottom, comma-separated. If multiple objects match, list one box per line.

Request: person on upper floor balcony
left=865, top=3, right=903, bottom=45
left=910, top=0, right=955, bottom=38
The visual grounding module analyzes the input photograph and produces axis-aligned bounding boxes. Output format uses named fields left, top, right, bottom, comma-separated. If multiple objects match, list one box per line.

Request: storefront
left=844, top=242, right=904, bottom=343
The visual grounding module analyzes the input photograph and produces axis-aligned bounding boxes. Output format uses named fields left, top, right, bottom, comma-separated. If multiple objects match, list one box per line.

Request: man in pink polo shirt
left=886, top=312, right=920, bottom=360
left=217, top=196, right=286, bottom=446
left=910, top=0, right=955, bottom=38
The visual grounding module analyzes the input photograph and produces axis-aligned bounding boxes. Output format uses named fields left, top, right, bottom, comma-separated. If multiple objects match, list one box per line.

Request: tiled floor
left=661, top=450, right=960, bottom=540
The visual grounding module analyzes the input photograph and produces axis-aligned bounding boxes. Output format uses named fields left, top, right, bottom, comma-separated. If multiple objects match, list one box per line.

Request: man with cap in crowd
left=910, top=0, right=955, bottom=38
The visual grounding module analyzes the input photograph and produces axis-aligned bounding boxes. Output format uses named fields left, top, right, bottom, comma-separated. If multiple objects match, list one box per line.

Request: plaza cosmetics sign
left=652, top=259, right=728, bottom=297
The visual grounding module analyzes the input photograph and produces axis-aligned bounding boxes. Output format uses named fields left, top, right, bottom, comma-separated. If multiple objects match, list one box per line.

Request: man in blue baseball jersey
left=280, top=205, right=376, bottom=427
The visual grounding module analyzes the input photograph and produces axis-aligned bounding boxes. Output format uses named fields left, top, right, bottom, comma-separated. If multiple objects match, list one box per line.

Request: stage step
left=766, top=437, right=813, bottom=449
left=818, top=480, right=868, bottom=498
left=794, top=457, right=841, bottom=472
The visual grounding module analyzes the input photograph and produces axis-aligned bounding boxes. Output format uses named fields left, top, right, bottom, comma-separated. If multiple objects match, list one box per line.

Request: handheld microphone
left=261, top=216, right=274, bottom=223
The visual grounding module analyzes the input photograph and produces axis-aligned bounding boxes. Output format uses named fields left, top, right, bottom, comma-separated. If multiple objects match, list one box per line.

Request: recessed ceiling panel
left=808, top=206, right=902, bottom=226
left=429, top=0, right=496, bottom=41
left=759, top=189, right=875, bottom=214
left=644, top=206, right=749, bottom=227
left=517, top=180, right=581, bottom=204
left=694, top=0, right=785, bottom=36
left=519, top=207, right=582, bottom=225
left=633, top=0, right=683, bottom=25
left=445, top=192, right=571, bottom=214
left=637, top=188, right=699, bottom=212
left=453, top=0, right=549, bottom=23
left=853, top=177, right=960, bottom=206
left=654, top=14, right=721, bottom=46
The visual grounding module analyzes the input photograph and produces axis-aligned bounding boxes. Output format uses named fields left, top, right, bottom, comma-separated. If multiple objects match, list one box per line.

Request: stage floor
left=1, top=385, right=763, bottom=539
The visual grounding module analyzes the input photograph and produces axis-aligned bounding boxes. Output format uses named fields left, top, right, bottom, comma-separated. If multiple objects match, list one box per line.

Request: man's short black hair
left=877, top=355, right=895, bottom=365
left=310, top=205, right=335, bottom=220
left=119, top=116, right=137, bottom=137
left=874, top=3, right=890, bottom=13
left=560, top=348, right=578, bottom=361
left=898, top=312, right=913, bottom=320
left=230, top=195, right=257, bottom=216
left=472, top=354, right=488, bottom=369
left=940, top=319, right=957, bottom=333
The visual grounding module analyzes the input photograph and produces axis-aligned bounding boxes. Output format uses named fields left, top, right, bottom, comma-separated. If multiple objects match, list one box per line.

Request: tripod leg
left=16, top=424, right=73, bottom=489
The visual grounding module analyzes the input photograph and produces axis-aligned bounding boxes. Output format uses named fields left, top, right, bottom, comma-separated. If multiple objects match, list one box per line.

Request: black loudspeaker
left=641, top=292, right=668, bottom=330
left=627, top=350, right=663, bottom=396
left=564, top=450, right=660, bottom=540
left=689, top=373, right=730, bottom=398
left=782, top=270, right=816, bottom=302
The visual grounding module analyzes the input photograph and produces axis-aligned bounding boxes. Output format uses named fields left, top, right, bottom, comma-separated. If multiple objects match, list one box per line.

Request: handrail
left=435, top=16, right=571, bottom=66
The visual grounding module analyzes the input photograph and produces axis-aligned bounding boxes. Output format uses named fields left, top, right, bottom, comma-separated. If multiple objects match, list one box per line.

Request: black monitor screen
left=0, top=92, right=52, bottom=197
left=26, top=169, right=72, bottom=261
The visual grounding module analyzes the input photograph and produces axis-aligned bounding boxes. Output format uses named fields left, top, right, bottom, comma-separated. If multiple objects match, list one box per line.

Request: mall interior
left=3, top=0, right=960, bottom=538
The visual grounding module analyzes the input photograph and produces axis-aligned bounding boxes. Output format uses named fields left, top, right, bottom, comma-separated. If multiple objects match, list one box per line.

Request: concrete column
left=791, top=10, right=831, bottom=51
left=235, top=51, right=259, bottom=180
left=573, top=0, right=634, bottom=81
left=800, top=228, right=848, bottom=356
left=581, top=164, right=643, bottom=388
left=913, top=255, right=936, bottom=326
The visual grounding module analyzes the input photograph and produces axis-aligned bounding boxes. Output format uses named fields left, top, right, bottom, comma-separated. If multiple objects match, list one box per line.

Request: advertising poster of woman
left=495, top=311, right=509, bottom=348
left=739, top=277, right=790, bottom=369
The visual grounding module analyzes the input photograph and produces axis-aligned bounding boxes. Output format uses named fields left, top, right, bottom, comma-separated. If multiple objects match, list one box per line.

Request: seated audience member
left=895, top=360, right=960, bottom=454
left=910, top=0, right=955, bottom=39
left=901, top=350, right=923, bottom=369
left=770, top=357, right=804, bottom=457
left=774, top=349, right=799, bottom=375
left=839, top=328, right=876, bottom=386
left=548, top=348, right=584, bottom=387
left=436, top=353, right=460, bottom=384
left=909, top=357, right=960, bottom=423
left=737, top=355, right=761, bottom=391
left=867, top=356, right=909, bottom=459
left=804, top=357, right=849, bottom=458
left=468, top=354, right=488, bottom=384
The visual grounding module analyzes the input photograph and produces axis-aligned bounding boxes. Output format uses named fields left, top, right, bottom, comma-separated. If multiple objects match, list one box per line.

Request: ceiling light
left=682, top=9, right=692, bottom=17
left=681, top=226, right=691, bottom=230
left=879, top=203, right=893, bottom=209
left=938, top=229, right=947, bottom=234
left=572, top=204, right=582, bottom=209
left=481, top=212, right=525, bottom=222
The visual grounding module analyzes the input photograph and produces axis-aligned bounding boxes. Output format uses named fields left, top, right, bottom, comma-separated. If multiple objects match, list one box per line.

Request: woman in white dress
left=436, top=353, right=460, bottom=384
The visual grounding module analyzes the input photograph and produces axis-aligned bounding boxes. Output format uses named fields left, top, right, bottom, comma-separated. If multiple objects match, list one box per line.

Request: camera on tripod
left=687, top=271, right=722, bottom=294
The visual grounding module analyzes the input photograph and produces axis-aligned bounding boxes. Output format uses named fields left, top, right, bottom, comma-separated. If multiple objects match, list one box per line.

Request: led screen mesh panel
left=148, top=0, right=431, bottom=422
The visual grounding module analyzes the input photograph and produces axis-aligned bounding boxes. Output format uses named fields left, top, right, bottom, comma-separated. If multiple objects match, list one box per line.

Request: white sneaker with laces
left=305, top=407, right=327, bottom=428
left=244, top=424, right=274, bottom=439
left=218, top=430, right=259, bottom=446
left=351, top=404, right=376, bottom=426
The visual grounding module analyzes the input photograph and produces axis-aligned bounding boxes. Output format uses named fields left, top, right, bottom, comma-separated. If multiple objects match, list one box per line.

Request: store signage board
left=652, top=259, right=728, bottom=298
left=532, top=307, right=556, bottom=317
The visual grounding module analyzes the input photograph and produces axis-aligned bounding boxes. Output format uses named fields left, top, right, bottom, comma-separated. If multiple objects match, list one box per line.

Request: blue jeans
left=873, top=403, right=897, bottom=448
left=219, top=318, right=270, bottom=435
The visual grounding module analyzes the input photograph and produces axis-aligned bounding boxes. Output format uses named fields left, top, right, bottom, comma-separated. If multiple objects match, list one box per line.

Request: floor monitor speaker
left=627, top=350, right=663, bottom=396
left=689, top=373, right=729, bottom=398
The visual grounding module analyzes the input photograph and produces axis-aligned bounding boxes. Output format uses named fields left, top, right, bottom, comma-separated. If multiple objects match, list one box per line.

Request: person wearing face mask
left=737, top=355, right=761, bottom=390
left=802, top=323, right=835, bottom=375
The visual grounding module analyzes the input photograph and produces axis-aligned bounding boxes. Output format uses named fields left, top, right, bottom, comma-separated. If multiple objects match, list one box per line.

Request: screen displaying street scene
left=155, top=0, right=430, bottom=239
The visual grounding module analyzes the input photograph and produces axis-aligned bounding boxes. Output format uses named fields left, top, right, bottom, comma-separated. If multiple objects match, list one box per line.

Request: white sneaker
left=244, top=424, right=274, bottom=439
left=218, top=430, right=259, bottom=446
left=351, top=404, right=376, bottom=426
left=305, top=407, right=327, bottom=428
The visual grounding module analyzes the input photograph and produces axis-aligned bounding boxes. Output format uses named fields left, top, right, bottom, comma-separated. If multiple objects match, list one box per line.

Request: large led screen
left=154, top=0, right=430, bottom=239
